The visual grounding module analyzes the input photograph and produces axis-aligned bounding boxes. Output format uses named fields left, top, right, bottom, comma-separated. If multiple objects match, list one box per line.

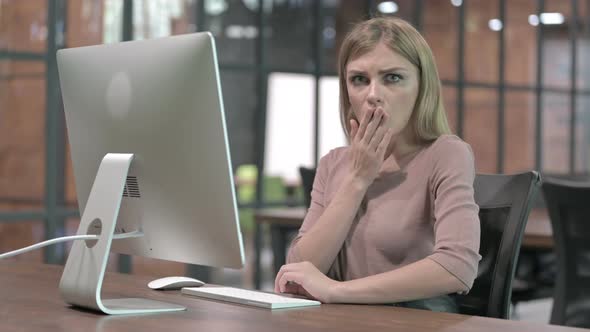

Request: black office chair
left=456, top=171, right=541, bottom=319
left=542, top=178, right=590, bottom=328
left=299, top=166, right=316, bottom=209
left=509, top=173, right=590, bottom=313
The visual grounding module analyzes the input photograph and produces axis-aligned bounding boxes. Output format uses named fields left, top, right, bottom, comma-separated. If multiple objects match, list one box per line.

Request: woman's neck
left=388, top=128, right=423, bottom=160
left=378, top=130, right=425, bottom=173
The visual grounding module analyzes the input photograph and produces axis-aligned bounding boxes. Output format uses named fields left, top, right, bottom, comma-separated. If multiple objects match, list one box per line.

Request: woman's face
left=346, top=42, right=419, bottom=139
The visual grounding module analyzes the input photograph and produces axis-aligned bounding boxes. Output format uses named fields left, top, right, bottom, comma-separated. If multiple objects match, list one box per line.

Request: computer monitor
left=57, top=32, right=245, bottom=315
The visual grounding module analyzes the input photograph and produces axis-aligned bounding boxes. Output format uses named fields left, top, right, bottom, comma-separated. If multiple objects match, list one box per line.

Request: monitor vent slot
left=123, top=176, right=141, bottom=198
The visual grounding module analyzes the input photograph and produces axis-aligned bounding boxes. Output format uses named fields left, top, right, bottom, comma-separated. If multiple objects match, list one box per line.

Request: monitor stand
left=59, top=153, right=186, bottom=315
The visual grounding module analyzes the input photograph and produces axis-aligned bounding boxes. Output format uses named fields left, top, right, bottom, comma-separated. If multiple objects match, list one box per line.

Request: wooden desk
left=255, top=207, right=307, bottom=227
left=0, top=262, right=583, bottom=332
left=253, top=207, right=554, bottom=288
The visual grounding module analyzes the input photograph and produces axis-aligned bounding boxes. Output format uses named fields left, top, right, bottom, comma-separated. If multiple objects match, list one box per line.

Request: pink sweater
left=287, top=135, right=481, bottom=290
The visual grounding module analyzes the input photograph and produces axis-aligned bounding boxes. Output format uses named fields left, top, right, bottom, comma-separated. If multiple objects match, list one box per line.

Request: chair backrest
left=542, top=178, right=590, bottom=327
left=456, top=171, right=541, bottom=319
left=299, top=166, right=316, bottom=208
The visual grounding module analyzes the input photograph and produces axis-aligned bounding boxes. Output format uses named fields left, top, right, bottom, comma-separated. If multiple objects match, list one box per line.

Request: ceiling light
left=488, top=18, right=503, bottom=31
left=528, top=12, right=565, bottom=26
left=204, top=0, right=228, bottom=16
left=377, top=1, right=399, bottom=14
left=540, top=12, right=564, bottom=25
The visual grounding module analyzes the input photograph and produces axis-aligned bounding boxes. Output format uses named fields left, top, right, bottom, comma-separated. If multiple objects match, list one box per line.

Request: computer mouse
left=148, top=276, right=205, bottom=290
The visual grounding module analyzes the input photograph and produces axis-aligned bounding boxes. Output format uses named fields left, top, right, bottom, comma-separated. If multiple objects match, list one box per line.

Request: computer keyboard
left=181, top=286, right=321, bottom=310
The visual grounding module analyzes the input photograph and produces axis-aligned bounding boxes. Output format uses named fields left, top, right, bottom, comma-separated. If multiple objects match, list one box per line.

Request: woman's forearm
left=289, top=175, right=368, bottom=273
left=330, top=258, right=468, bottom=304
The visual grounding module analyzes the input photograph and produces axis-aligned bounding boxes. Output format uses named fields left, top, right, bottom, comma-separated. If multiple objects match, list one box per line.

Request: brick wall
left=0, top=0, right=48, bottom=262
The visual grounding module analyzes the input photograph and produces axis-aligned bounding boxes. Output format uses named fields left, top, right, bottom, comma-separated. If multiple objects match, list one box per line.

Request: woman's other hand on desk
left=349, top=108, right=393, bottom=188
left=274, top=261, right=339, bottom=303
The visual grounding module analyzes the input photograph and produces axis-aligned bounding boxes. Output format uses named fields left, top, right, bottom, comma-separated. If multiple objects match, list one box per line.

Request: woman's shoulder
left=425, top=134, right=475, bottom=172
left=319, top=146, right=350, bottom=168
left=428, top=134, right=473, bottom=157
left=314, top=146, right=351, bottom=183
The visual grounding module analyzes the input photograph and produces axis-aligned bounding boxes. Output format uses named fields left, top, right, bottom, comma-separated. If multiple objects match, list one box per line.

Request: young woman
left=274, top=17, right=481, bottom=313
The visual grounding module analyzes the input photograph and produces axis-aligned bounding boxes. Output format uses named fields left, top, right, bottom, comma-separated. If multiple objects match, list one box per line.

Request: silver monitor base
left=59, top=153, right=186, bottom=315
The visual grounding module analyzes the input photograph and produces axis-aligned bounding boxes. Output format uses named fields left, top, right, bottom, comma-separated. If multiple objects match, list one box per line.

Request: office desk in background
left=253, top=207, right=554, bottom=289
left=0, top=262, right=584, bottom=332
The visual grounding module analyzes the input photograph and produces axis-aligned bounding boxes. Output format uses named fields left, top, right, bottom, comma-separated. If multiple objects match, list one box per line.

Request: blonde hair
left=338, top=17, right=451, bottom=142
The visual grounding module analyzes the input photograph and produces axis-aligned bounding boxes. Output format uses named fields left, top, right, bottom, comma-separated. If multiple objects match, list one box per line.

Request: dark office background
left=1, top=0, right=589, bottom=280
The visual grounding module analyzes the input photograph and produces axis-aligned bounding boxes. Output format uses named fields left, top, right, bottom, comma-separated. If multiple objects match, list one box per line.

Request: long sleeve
left=286, top=150, right=332, bottom=264
left=426, top=137, right=481, bottom=291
